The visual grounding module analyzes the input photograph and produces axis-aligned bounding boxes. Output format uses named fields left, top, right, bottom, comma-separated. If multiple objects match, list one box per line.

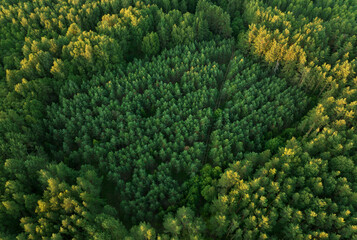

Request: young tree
left=142, top=32, right=160, bottom=56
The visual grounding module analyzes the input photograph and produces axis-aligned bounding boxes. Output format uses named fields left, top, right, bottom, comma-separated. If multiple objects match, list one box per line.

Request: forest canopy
left=0, top=0, right=356, bottom=239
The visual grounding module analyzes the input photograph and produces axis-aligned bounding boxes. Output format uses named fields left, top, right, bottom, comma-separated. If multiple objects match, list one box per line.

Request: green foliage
left=142, top=32, right=160, bottom=56
left=200, top=131, right=356, bottom=239
left=265, top=137, right=284, bottom=154
left=197, top=0, right=232, bottom=38
left=46, top=40, right=234, bottom=224
left=0, top=0, right=356, bottom=238
left=185, top=164, right=222, bottom=208
left=162, top=207, right=205, bottom=238
left=209, top=53, right=308, bottom=166
left=243, top=0, right=356, bottom=94
left=18, top=163, right=127, bottom=239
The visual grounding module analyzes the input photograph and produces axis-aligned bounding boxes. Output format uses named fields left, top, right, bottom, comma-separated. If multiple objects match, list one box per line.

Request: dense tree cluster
left=46, top=39, right=308, bottom=224
left=243, top=0, right=356, bottom=94
left=208, top=53, right=308, bottom=167
left=46, top=40, right=233, bottom=224
left=0, top=0, right=356, bottom=239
